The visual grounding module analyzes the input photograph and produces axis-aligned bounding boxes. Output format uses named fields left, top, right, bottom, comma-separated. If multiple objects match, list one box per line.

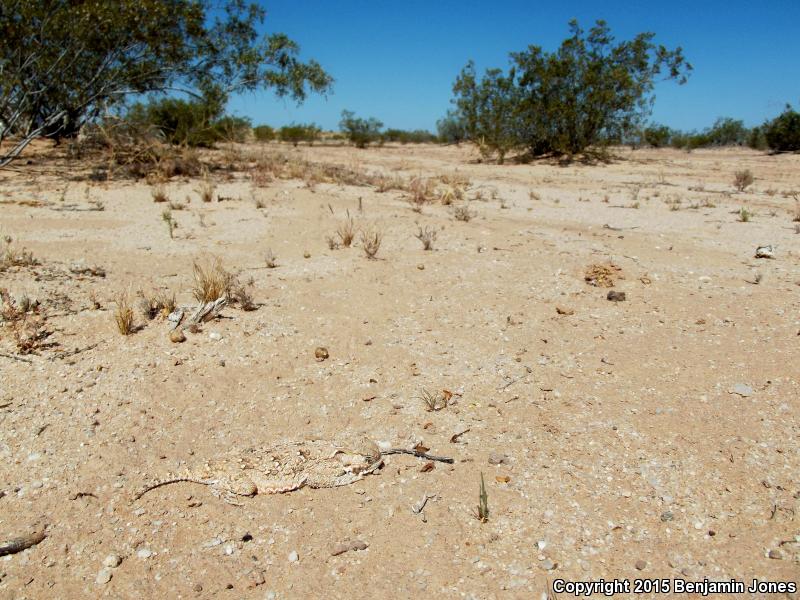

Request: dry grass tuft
left=336, top=211, right=358, bottom=247
left=360, top=225, right=383, bottom=259
left=415, top=226, right=437, bottom=251
left=114, top=290, right=136, bottom=335
left=265, top=248, right=278, bottom=268
left=738, top=207, right=752, bottom=222
left=197, top=175, right=216, bottom=203
left=138, top=289, right=177, bottom=320
left=407, top=177, right=437, bottom=209
left=420, top=388, right=448, bottom=411
left=453, top=205, right=475, bottom=222
left=230, top=276, right=257, bottom=311
left=161, top=209, right=177, bottom=238
left=151, top=183, right=169, bottom=203
left=475, top=473, right=489, bottom=523
left=1, top=235, right=38, bottom=271
left=192, top=258, right=235, bottom=303
left=733, top=169, right=754, bottom=192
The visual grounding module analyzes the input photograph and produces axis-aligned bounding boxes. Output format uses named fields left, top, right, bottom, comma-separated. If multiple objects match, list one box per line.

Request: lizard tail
left=132, top=478, right=215, bottom=502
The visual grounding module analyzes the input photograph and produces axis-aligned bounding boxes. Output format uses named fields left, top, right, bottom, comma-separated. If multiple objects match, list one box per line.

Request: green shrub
left=642, top=124, right=673, bottom=147
left=450, top=20, right=691, bottom=158
left=747, top=126, right=767, bottom=150
left=125, top=97, right=251, bottom=147
left=339, top=110, right=383, bottom=148
left=764, top=105, right=800, bottom=152
left=436, top=110, right=468, bottom=144
left=382, top=129, right=437, bottom=144
left=253, top=125, right=275, bottom=142
left=213, top=115, right=251, bottom=143
left=126, top=97, right=222, bottom=147
left=278, top=123, right=320, bottom=146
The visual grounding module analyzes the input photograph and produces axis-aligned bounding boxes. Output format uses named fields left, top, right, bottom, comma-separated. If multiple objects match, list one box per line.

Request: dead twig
left=0, top=352, right=33, bottom=364
left=382, top=449, right=454, bottom=464
left=0, top=530, right=46, bottom=556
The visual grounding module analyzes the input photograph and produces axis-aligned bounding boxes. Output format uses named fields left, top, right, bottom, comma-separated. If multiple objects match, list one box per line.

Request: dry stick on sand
left=0, top=530, right=47, bottom=556
left=381, top=448, right=454, bottom=463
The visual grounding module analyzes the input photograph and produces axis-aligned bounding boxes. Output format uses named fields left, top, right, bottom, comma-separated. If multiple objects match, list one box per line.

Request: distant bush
left=339, top=110, right=383, bottom=148
left=642, top=124, right=673, bottom=148
left=703, top=117, right=749, bottom=146
left=764, top=105, right=800, bottom=152
left=436, top=110, right=468, bottom=144
left=747, top=126, right=767, bottom=150
left=450, top=20, right=691, bottom=159
left=382, top=129, right=437, bottom=144
left=278, top=123, right=321, bottom=146
left=213, top=115, right=252, bottom=143
left=126, top=97, right=223, bottom=147
left=253, top=125, right=275, bottom=142
left=125, top=97, right=250, bottom=147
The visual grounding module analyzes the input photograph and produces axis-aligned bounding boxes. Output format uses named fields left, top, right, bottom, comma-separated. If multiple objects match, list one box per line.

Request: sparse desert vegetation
left=1, top=3, right=799, bottom=598
left=1, top=136, right=798, bottom=599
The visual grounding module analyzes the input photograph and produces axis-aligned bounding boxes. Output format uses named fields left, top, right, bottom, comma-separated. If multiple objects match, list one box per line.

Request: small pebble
left=103, top=554, right=122, bottom=568
left=96, top=568, right=112, bottom=585
left=137, top=548, right=153, bottom=559
left=314, top=347, right=329, bottom=361
left=607, top=290, right=626, bottom=302
left=331, top=543, right=350, bottom=556
left=209, top=332, right=222, bottom=341
left=169, top=329, right=186, bottom=343
left=488, top=453, right=507, bottom=465
left=768, top=549, right=783, bottom=560
left=635, top=559, right=647, bottom=570
left=540, top=559, right=555, bottom=571
left=730, top=383, right=753, bottom=397
left=288, top=550, right=299, bottom=563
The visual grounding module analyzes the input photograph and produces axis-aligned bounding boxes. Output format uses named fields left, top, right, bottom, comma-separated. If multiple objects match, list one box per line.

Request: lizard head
left=333, top=436, right=382, bottom=474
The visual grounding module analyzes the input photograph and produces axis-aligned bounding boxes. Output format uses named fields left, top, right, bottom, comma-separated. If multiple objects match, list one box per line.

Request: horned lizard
left=133, top=437, right=454, bottom=505
left=133, top=437, right=383, bottom=505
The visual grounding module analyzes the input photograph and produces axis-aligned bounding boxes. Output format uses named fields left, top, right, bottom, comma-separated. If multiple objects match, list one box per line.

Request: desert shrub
left=253, top=125, right=275, bottom=142
left=339, top=110, right=383, bottom=148
left=360, top=226, right=383, bottom=259
left=0, top=1, right=332, bottom=167
left=734, top=170, right=754, bottom=192
left=436, top=110, right=468, bottom=144
left=747, top=126, right=767, bottom=150
left=764, top=105, right=800, bottom=152
left=213, top=115, right=252, bottom=143
left=382, top=129, right=437, bottom=144
left=126, top=97, right=222, bottom=147
left=452, top=64, right=521, bottom=162
left=278, top=123, right=320, bottom=146
left=642, top=124, right=673, bottom=148
left=450, top=20, right=691, bottom=158
left=704, top=117, right=749, bottom=146
left=415, top=226, right=437, bottom=250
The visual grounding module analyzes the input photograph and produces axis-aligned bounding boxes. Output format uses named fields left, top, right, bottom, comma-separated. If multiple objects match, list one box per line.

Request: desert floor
left=0, top=142, right=798, bottom=599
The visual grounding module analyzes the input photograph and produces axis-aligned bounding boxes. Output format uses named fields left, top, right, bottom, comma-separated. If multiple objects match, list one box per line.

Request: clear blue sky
left=227, top=0, right=800, bottom=133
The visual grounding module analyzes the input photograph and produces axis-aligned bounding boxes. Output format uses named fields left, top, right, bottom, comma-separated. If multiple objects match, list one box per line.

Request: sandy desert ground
left=0, top=142, right=798, bottom=599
